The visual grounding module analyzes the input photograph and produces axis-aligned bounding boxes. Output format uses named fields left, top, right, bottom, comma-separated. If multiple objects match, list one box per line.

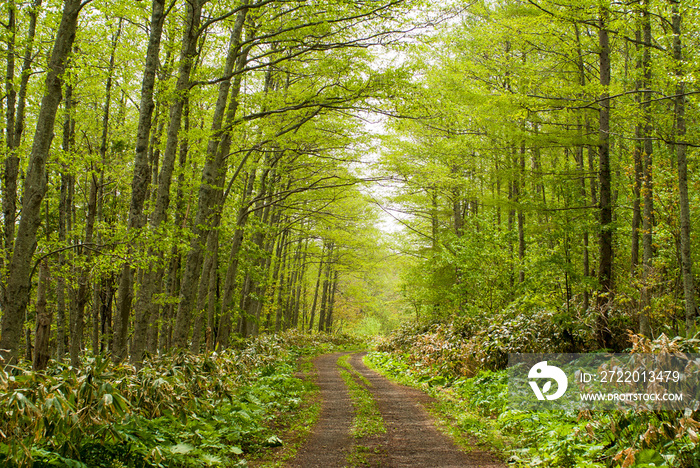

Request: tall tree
left=0, top=0, right=84, bottom=364
left=596, top=3, right=613, bottom=349
left=113, top=0, right=167, bottom=363
left=671, top=0, right=697, bottom=336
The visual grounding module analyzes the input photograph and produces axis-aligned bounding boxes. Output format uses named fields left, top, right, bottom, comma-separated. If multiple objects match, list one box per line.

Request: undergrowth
left=0, top=331, right=360, bottom=467
left=367, top=329, right=700, bottom=468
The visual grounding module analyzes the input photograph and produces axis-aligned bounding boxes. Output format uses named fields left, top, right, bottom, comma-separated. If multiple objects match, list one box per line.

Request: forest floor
left=284, top=352, right=505, bottom=468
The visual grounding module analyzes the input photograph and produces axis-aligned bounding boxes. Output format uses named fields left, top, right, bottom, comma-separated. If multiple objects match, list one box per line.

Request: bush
left=376, top=307, right=594, bottom=375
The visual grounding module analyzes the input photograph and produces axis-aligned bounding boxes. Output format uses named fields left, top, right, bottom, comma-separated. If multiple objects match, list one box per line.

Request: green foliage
left=376, top=311, right=594, bottom=375
left=0, top=331, right=355, bottom=467
left=369, top=330, right=700, bottom=467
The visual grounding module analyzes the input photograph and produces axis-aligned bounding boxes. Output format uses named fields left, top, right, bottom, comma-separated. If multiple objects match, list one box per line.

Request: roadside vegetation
left=0, top=331, right=360, bottom=467
left=367, top=324, right=700, bottom=467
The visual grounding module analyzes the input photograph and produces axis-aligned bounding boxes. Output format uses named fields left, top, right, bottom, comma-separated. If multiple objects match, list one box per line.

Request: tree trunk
left=639, top=1, right=654, bottom=337
left=218, top=168, right=258, bottom=348
left=243, top=196, right=277, bottom=336
left=630, top=29, right=643, bottom=274
left=205, top=235, right=219, bottom=352
left=318, top=243, right=334, bottom=332
left=114, top=0, right=167, bottom=364
left=57, top=163, right=70, bottom=360
left=292, top=238, right=308, bottom=328
left=518, top=144, right=526, bottom=283
left=596, top=4, right=613, bottom=349
left=0, top=0, right=82, bottom=364
left=12, top=0, right=42, bottom=151
left=325, top=270, right=339, bottom=332
left=32, top=261, right=51, bottom=371
left=173, top=8, right=249, bottom=349
left=273, top=229, right=289, bottom=332
left=575, top=134, right=591, bottom=312
left=671, top=0, right=697, bottom=336
left=285, top=237, right=303, bottom=329
left=574, top=24, right=591, bottom=312
left=317, top=272, right=330, bottom=333
left=70, top=167, right=97, bottom=366
left=191, top=217, right=222, bottom=353
left=4, top=0, right=16, bottom=151
left=308, top=243, right=326, bottom=332
left=3, top=0, right=17, bottom=267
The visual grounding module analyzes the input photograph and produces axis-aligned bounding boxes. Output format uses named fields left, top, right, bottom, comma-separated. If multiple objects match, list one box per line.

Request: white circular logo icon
left=528, top=361, right=568, bottom=400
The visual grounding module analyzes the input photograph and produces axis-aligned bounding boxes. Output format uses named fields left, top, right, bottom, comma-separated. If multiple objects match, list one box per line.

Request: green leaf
left=200, top=453, right=224, bottom=465
left=169, top=443, right=194, bottom=454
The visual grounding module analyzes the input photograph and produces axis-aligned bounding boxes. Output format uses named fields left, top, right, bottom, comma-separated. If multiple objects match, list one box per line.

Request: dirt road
left=288, top=352, right=505, bottom=468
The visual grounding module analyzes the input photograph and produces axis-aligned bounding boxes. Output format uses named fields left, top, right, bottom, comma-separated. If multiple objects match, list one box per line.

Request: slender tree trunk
left=273, top=229, right=289, bottom=332
left=57, top=159, right=70, bottom=359
left=639, top=2, right=654, bottom=337
left=292, top=237, right=309, bottom=328
left=507, top=150, right=516, bottom=289
left=3, top=0, right=18, bottom=267
left=317, top=243, right=334, bottom=332
left=173, top=8, right=249, bottom=349
left=518, top=144, right=526, bottom=283
left=12, top=0, right=42, bottom=152
left=431, top=189, right=438, bottom=250
left=237, top=158, right=277, bottom=338
left=670, top=0, right=698, bottom=336
left=574, top=24, right=591, bottom=312
left=62, top=82, right=78, bottom=364
left=70, top=168, right=97, bottom=366
left=308, top=244, right=326, bottom=332
left=317, top=270, right=331, bottom=332
left=0, top=0, right=83, bottom=364
left=4, top=0, right=16, bottom=149
left=244, top=197, right=277, bottom=336
left=100, top=277, right=115, bottom=353
left=575, top=138, right=591, bottom=312
left=325, top=270, right=338, bottom=332
left=631, top=29, right=643, bottom=273
left=596, top=4, right=613, bottom=349
left=192, top=211, right=223, bottom=353
left=205, top=236, right=219, bottom=352
left=158, top=97, right=190, bottom=354
left=114, top=0, right=166, bottom=363
left=218, top=168, right=257, bottom=348
left=285, top=237, right=303, bottom=329
left=32, top=261, right=51, bottom=371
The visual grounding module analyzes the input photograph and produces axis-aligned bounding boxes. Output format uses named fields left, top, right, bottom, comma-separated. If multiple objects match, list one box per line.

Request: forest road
left=287, top=352, right=505, bottom=468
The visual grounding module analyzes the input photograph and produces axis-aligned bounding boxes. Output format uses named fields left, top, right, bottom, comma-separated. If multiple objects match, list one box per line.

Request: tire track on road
left=288, top=352, right=354, bottom=468
left=288, top=352, right=505, bottom=467
left=349, top=352, right=504, bottom=468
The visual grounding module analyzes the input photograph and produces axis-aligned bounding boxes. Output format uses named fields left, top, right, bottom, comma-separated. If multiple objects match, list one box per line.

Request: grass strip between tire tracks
left=337, top=354, right=386, bottom=467
left=363, top=351, right=509, bottom=459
